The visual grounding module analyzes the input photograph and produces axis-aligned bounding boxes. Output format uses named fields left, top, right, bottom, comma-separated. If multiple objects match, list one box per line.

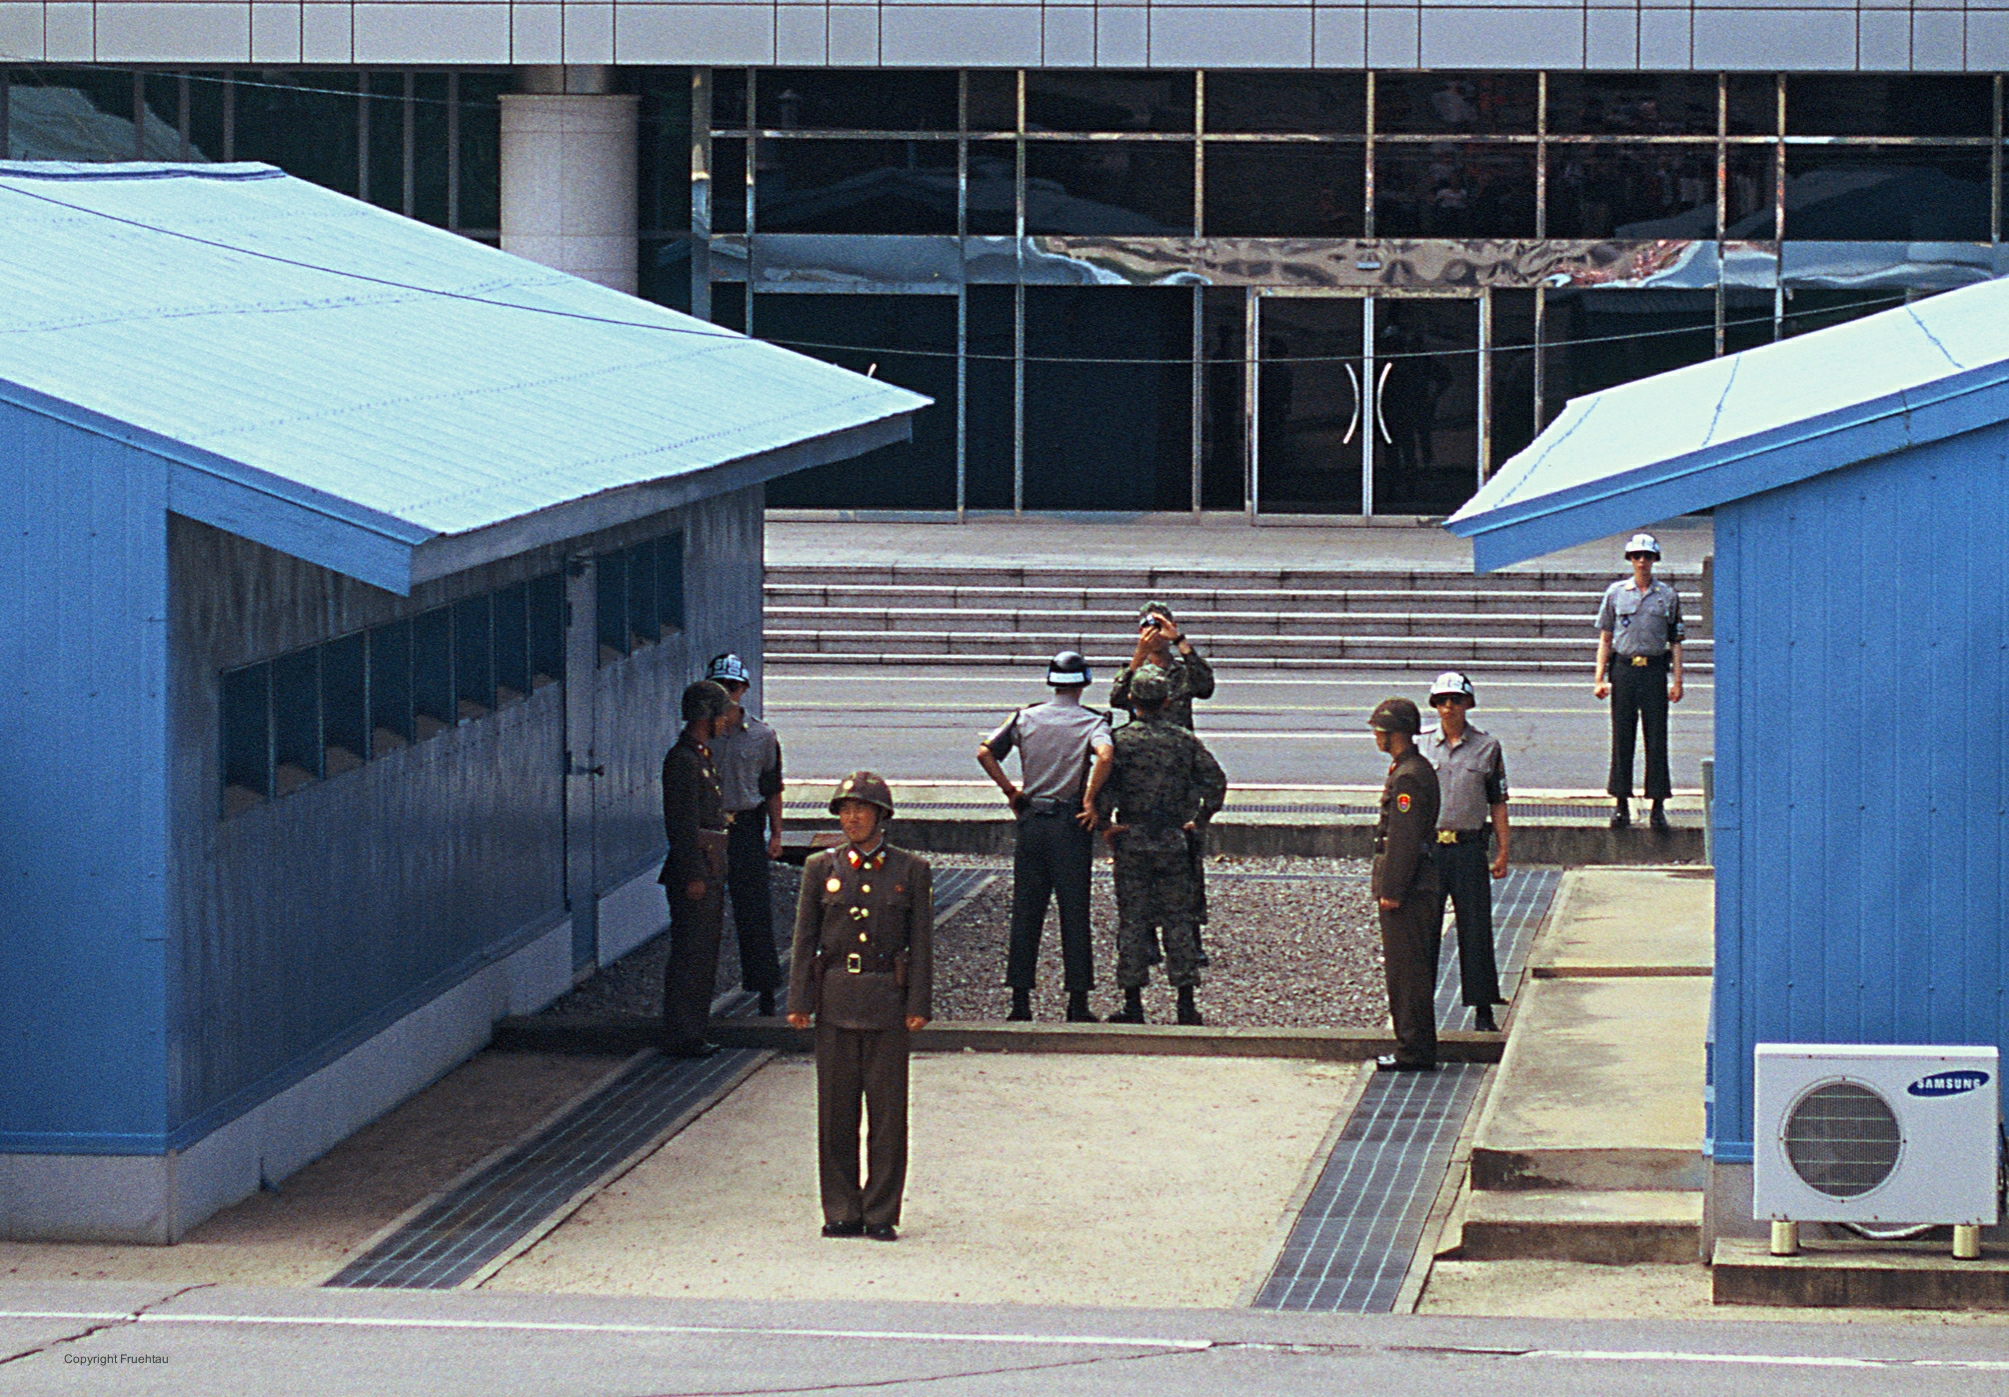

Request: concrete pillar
left=499, top=68, right=638, bottom=294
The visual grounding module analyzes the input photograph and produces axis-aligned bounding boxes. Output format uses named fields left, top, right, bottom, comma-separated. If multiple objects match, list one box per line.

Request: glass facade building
left=8, top=63, right=2006, bottom=518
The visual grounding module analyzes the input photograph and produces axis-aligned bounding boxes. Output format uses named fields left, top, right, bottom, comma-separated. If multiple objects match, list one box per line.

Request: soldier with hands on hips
left=1419, top=671, right=1509, bottom=1034
left=786, top=773, right=932, bottom=1242
left=704, top=653, right=786, bottom=1017
left=1094, top=667, right=1227, bottom=1026
left=1595, top=532, right=1685, bottom=831
left=1110, top=602, right=1214, bottom=731
left=977, top=650, right=1114, bottom=1024
left=1369, top=697, right=1443, bottom=1072
left=658, top=680, right=733, bottom=1058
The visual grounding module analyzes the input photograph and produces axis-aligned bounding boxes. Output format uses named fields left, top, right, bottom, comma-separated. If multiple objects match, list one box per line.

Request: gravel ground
left=541, top=854, right=1388, bottom=1030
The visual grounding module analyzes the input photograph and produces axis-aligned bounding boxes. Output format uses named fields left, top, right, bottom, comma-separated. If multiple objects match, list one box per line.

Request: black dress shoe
left=1473, top=1006, right=1499, bottom=1033
left=1610, top=808, right=1631, bottom=829
left=1375, top=1054, right=1438, bottom=1072
left=1649, top=804, right=1671, bottom=832
left=666, top=1040, right=722, bottom=1059
left=821, top=1220, right=864, bottom=1238
left=1105, top=1004, right=1145, bottom=1024
left=863, top=1223, right=898, bottom=1242
left=1176, top=1002, right=1204, bottom=1026
left=1065, top=991, right=1095, bottom=1023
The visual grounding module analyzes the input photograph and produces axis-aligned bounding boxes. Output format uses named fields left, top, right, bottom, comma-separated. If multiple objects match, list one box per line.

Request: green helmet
left=1128, top=665, right=1172, bottom=707
left=828, top=770, right=895, bottom=818
left=1368, top=696, right=1422, bottom=735
left=682, top=679, right=730, bottom=724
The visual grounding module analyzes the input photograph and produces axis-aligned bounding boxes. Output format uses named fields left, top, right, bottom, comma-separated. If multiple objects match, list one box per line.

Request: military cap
left=829, top=770, right=895, bottom=818
left=1368, top=696, right=1422, bottom=735
left=681, top=679, right=731, bottom=724
left=1128, top=665, right=1172, bottom=708
left=706, top=652, right=752, bottom=686
left=1137, top=601, right=1176, bottom=625
left=1624, top=531, right=1661, bottom=560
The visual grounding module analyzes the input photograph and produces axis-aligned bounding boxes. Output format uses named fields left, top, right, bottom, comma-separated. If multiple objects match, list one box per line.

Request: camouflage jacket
left=1095, top=712, right=1228, bottom=843
left=1110, top=650, right=1215, bottom=730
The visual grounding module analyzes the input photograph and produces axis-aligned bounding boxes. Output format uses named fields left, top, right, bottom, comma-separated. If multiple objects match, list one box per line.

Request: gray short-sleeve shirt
left=983, top=698, right=1114, bottom=804
left=1420, top=723, right=1509, bottom=832
left=712, top=712, right=782, bottom=813
left=1597, top=578, right=1685, bottom=657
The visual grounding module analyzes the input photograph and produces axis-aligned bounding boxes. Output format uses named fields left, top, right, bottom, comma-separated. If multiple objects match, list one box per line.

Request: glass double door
left=1251, top=291, right=1486, bottom=517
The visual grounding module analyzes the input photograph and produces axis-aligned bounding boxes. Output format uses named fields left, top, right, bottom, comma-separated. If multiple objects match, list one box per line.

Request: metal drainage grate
left=326, top=1048, right=760, bottom=1290
left=1437, top=866, right=1560, bottom=1033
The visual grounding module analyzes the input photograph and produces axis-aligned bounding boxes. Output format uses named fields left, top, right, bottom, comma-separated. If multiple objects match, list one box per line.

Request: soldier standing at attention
left=659, top=680, right=733, bottom=1058
left=704, top=653, right=786, bottom=1018
left=1110, top=602, right=1214, bottom=731
left=977, top=650, right=1115, bottom=1024
left=1095, top=668, right=1227, bottom=1026
left=786, top=773, right=932, bottom=1243
left=1594, top=532, right=1685, bottom=831
left=1370, top=697, right=1442, bottom=1072
left=1419, top=672, right=1509, bottom=1035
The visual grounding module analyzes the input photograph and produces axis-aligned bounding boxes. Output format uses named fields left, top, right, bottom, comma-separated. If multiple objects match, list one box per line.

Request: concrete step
left=1526, top=867, right=1715, bottom=979
left=1459, top=1189, right=1702, bottom=1264
left=769, top=629, right=1716, bottom=663
left=767, top=606, right=1613, bottom=639
left=767, top=651, right=1714, bottom=674
left=1712, top=1236, right=2009, bottom=1310
left=765, top=583, right=1676, bottom=615
left=767, top=564, right=1697, bottom=592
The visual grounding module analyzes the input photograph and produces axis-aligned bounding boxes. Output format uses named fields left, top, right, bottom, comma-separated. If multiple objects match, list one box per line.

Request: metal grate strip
left=1436, top=866, right=1560, bottom=1032
left=326, top=1048, right=759, bottom=1290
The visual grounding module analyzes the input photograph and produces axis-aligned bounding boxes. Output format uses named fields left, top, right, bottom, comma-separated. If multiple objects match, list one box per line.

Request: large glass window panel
left=1542, top=289, right=1714, bottom=422
left=1545, top=144, right=1719, bottom=239
left=221, top=663, right=272, bottom=812
left=142, top=74, right=187, bottom=159
left=412, top=72, right=450, bottom=225
left=368, top=620, right=413, bottom=754
left=1206, top=73, right=1365, bottom=135
left=234, top=72, right=360, bottom=202
left=1489, top=288, right=1537, bottom=471
left=966, top=71, right=1018, bottom=132
left=320, top=632, right=368, bottom=775
left=1373, top=298, right=1482, bottom=517
left=1199, top=288, right=1246, bottom=511
left=759, top=69, right=958, bottom=131
left=756, top=138, right=959, bottom=233
left=1546, top=74, right=1718, bottom=137
left=1374, top=145, right=1536, bottom=238
left=1205, top=143, right=1365, bottom=237
left=713, top=68, right=749, bottom=129
left=1787, top=75, right=1994, bottom=138
left=453, top=595, right=493, bottom=717
left=366, top=73, right=405, bottom=209
left=597, top=554, right=629, bottom=662
left=14, top=67, right=145, bottom=161
left=188, top=72, right=229, bottom=160
left=1376, top=73, right=1536, bottom=135
left=527, top=574, right=563, bottom=688
left=1723, top=143, right=1779, bottom=239
left=1722, top=288, right=1776, bottom=354
left=492, top=582, right=529, bottom=704
left=1025, top=72, right=1193, bottom=133
left=1255, top=297, right=1363, bottom=516
left=760, top=295, right=960, bottom=510
left=1781, top=288, right=1909, bottom=338
left=713, top=137, right=748, bottom=233
left=411, top=607, right=455, bottom=737
left=964, top=285, right=1017, bottom=510
left=1024, top=143, right=1194, bottom=235
left=272, top=649, right=322, bottom=792
left=455, top=73, right=508, bottom=232
left=1024, top=288, right=1192, bottom=511
left=966, top=147, right=1016, bottom=235
left=1783, top=147, right=1990, bottom=241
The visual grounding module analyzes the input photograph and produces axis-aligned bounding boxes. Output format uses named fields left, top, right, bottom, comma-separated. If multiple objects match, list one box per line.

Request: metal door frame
left=1246, top=286, right=1492, bottom=521
left=562, top=557, right=600, bottom=976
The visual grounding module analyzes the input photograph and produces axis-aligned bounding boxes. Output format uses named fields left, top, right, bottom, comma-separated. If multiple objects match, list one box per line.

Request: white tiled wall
left=2, top=0, right=2005, bottom=68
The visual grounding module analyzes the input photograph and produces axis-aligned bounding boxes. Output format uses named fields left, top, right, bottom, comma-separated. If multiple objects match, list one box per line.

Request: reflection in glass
left=759, top=69, right=959, bottom=131
left=1376, top=73, right=1536, bottom=134
left=1373, top=299, right=1481, bottom=516
left=233, top=72, right=361, bottom=202
left=1542, top=289, right=1714, bottom=422
left=412, top=72, right=450, bottom=225
left=1199, top=288, right=1246, bottom=511
left=1025, top=71, right=1193, bottom=133
left=712, top=138, right=747, bottom=233
left=1781, top=288, right=1910, bottom=339
left=1024, top=143, right=1194, bottom=234
left=1025, top=288, right=1192, bottom=510
left=1488, top=288, right=1538, bottom=469
left=8, top=67, right=171, bottom=160
left=966, top=148, right=1016, bottom=236
left=1727, top=75, right=1777, bottom=136
left=1205, top=143, right=1364, bottom=236
left=756, top=139, right=959, bottom=234
left=712, top=68, right=748, bottom=128
left=1546, top=74, right=1717, bottom=136
left=455, top=73, right=508, bottom=231
left=1256, top=297, right=1364, bottom=515
left=1206, top=73, right=1365, bottom=134
left=966, top=71, right=1018, bottom=132
left=366, top=72, right=403, bottom=209
left=1787, top=75, right=1993, bottom=138
left=1375, top=145, right=1536, bottom=238
left=1546, top=144, right=1717, bottom=238
left=1781, top=147, right=1990, bottom=241
left=964, top=285, right=1016, bottom=509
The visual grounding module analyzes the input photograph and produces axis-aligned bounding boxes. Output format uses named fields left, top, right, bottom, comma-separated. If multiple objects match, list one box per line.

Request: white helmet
left=1624, top=532, right=1661, bottom=559
left=1428, top=671, right=1476, bottom=706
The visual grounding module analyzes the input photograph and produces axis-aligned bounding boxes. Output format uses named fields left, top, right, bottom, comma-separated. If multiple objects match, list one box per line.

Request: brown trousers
left=662, top=881, right=724, bottom=1049
left=815, top=1021, right=910, bottom=1228
left=1379, top=893, right=1442, bottom=1066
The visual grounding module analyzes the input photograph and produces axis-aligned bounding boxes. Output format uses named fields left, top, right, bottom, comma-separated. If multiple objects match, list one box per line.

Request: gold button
left=858, top=932, right=868, bottom=942
left=860, top=884, right=871, bottom=894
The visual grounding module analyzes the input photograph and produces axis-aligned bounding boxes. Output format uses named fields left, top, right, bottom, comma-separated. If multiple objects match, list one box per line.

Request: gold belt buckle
left=1436, top=830, right=1459, bottom=845
left=845, top=952, right=862, bottom=974
left=1630, top=654, right=1649, bottom=667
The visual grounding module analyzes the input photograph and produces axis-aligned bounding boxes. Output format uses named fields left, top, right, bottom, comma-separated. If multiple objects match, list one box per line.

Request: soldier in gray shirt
left=1594, top=532, right=1686, bottom=831
left=705, top=654, right=785, bottom=1016
left=1419, top=672, right=1509, bottom=1033
left=978, top=650, right=1115, bottom=1024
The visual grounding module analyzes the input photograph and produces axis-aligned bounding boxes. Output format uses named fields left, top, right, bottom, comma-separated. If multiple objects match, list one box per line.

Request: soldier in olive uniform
left=1370, top=697, right=1443, bottom=1072
left=1110, top=602, right=1215, bottom=731
left=659, top=680, right=733, bottom=1058
left=1095, top=668, right=1227, bottom=1026
left=786, top=773, right=933, bottom=1242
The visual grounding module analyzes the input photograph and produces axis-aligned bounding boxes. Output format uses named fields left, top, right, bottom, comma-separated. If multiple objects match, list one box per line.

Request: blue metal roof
left=0, top=162, right=927, bottom=593
left=1446, top=277, right=2009, bottom=571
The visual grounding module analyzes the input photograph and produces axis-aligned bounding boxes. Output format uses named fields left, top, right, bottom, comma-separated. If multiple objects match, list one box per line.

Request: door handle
left=1376, top=362, right=1394, bottom=445
left=1341, top=363, right=1361, bottom=445
left=565, top=753, right=606, bottom=777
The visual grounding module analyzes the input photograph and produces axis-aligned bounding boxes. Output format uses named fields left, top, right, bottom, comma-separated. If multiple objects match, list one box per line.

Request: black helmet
left=1047, top=650, right=1091, bottom=687
left=681, top=679, right=730, bottom=724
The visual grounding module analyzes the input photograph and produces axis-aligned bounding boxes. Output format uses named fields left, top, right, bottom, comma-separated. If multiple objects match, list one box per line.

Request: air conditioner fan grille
left=1782, top=1081, right=1901, bottom=1199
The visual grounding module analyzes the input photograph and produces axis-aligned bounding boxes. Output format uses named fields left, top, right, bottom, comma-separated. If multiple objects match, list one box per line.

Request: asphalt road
left=766, top=668, right=1714, bottom=792
left=4, top=1285, right=2001, bottom=1397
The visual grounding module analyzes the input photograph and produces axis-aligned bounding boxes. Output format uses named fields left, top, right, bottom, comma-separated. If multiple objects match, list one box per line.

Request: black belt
left=1619, top=652, right=1670, bottom=668
left=1022, top=796, right=1078, bottom=817
left=825, top=949, right=899, bottom=975
left=1123, top=819, right=1189, bottom=836
left=1436, top=829, right=1488, bottom=845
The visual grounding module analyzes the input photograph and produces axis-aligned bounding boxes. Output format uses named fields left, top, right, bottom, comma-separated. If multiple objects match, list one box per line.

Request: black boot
left=1065, top=989, right=1094, bottom=1023
left=1175, top=985, right=1203, bottom=1027
left=757, top=988, right=776, bottom=1018
left=1007, top=988, right=1032, bottom=1022
left=1106, top=987, right=1145, bottom=1024
left=1649, top=800, right=1670, bottom=832
left=1473, top=1004, right=1499, bottom=1033
left=1610, top=798, right=1631, bottom=829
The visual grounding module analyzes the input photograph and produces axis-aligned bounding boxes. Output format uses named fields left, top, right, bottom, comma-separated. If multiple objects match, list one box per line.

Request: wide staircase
left=765, top=563, right=1710, bottom=672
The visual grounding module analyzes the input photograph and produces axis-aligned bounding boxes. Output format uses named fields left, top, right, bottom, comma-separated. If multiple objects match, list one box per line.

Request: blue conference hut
left=1447, top=279, right=2009, bottom=1246
left=0, top=162, right=923, bottom=1241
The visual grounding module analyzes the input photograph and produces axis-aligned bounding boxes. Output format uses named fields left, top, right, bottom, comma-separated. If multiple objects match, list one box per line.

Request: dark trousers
left=662, top=881, right=724, bottom=1049
left=1380, top=891, right=1442, bottom=1066
left=815, top=1021, right=910, bottom=1228
left=1005, top=811, right=1095, bottom=992
left=1608, top=656, right=1672, bottom=800
left=1434, top=838, right=1502, bottom=1007
left=725, top=810, right=782, bottom=993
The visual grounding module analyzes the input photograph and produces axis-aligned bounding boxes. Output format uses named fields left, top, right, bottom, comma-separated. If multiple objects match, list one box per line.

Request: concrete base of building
left=596, top=864, right=671, bottom=968
left=0, top=918, right=575, bottom=1245
left=1712, top=1236, right=2009, bottom=1309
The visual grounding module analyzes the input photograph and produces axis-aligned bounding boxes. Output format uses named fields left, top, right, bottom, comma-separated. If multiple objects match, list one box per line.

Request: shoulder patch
left=1396, top=792, right=1412, bottom=813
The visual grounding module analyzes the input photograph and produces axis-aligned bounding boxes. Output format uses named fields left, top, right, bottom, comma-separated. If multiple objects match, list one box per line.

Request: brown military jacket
left=788, top=842, right=934, bottom=1032
left=1373, top=746, right=1442, bottom=905
left=658, top=730, right=726, bottom=889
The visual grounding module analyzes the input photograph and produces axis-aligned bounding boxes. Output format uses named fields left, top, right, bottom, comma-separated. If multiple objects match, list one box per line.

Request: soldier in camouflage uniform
left=1110, top=602, right=1215, bottom=731
left=1094, top=667, right=1228, bottom=1026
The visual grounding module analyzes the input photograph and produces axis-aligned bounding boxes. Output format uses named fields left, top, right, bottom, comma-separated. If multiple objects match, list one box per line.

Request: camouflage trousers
left=1111, top=829, right=1208, bottom=989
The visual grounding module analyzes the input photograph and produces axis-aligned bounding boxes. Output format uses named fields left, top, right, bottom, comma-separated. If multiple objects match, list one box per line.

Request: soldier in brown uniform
left=659, top=680, right=733, bottom=1058
left=1368, top=697, right=1442, bottom=1072
left=786, top=772, right=933, bottom=1241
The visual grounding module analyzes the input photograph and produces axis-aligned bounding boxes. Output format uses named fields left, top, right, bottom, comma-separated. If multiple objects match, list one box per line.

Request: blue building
left=1447, top=278, right=2009, bottom=1242
left=0, top=161, right=922, bottom=1241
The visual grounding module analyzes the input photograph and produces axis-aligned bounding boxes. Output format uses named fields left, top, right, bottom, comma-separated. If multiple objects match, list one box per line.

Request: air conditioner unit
left=1754, top=1044, right=2000, bottom=1240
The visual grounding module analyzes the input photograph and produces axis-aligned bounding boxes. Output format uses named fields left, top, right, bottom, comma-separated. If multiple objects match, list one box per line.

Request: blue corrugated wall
left=1711, top=420, right=2009, bottom=1160
left=0, top=404, right=170, bottom=1153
